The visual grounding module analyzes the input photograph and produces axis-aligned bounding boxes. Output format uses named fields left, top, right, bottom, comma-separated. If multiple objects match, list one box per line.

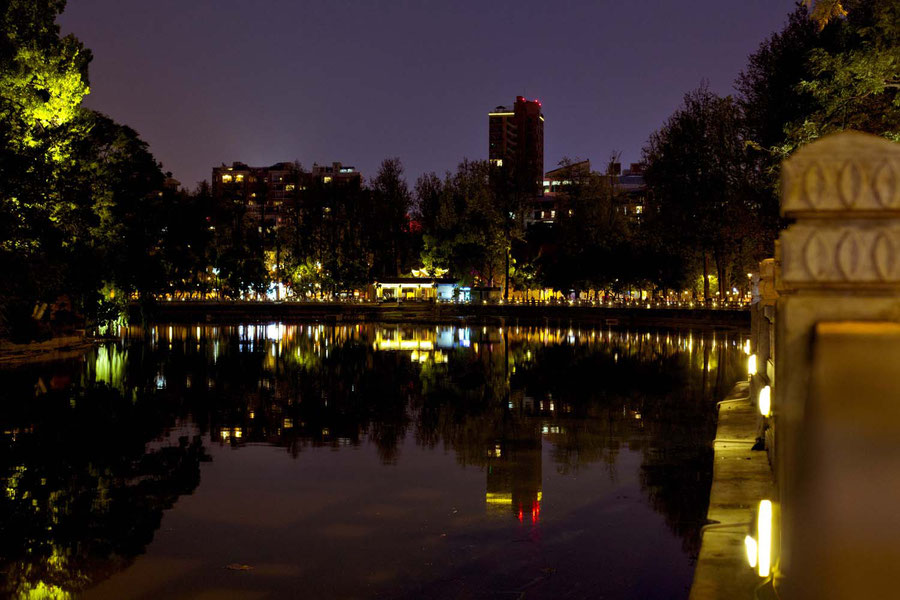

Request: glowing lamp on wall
left=758, top=499, right=773, bottom=577
left=748, top=354, right=757, bottom=376
left=745, top=499, right=774, bottom=577
left=758, top=385, right=771, bottom=417
left=744, top=535, right=758, bottom=568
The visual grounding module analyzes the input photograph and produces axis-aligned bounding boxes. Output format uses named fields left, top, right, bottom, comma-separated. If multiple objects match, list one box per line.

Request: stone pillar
left=774, top=131, right=900, bottom=596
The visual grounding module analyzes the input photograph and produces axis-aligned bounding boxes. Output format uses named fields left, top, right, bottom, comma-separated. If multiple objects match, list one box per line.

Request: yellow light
left=745, top=535, right=758, bottom=569
left=488, top=111, right=515, bottom=117
left=758, top=385, right=771, bottom=417
left=758, top=499, right=773, bottom=577
left=744, top=339, right=751, bottom=355
left=485, top=492, right=513, bottom=505
left=748, top=354, right=757, bottom=376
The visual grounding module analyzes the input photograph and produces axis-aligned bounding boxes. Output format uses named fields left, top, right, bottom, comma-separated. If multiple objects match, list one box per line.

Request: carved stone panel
left=782, top=132, right=900, bottom=216
left=781, top=224, right=900, bottom=286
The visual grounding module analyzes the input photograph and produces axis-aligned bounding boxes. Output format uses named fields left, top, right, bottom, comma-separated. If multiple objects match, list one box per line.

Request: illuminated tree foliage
left=792, top=0, right=900, bottom=145
left=730, top=0, right=900, bottom=255
left=805, top=0, right=848, bottom=28
left=0, top=0, right=178, bottom=339
left=741, top=0, right=899, bottom=155
left=416, top=159, right=512, bottom=288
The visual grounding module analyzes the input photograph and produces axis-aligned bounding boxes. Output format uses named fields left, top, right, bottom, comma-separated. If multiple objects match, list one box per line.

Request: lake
left=0, top=322, right=746, bottom=599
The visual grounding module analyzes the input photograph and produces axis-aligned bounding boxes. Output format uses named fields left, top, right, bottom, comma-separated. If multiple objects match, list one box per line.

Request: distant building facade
left=211, top=161, right=360, bottom=226
left=616, top=162, right=647, bottom=221
left=489, top=96, right=544, bottom=193
left=526, top=159, right=647, bottom=226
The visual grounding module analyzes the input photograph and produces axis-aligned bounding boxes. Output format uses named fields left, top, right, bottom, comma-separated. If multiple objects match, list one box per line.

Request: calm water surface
left=0, top=322, right=746, bottom=599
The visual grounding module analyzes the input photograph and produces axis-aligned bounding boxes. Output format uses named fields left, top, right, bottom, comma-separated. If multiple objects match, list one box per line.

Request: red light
left=517, top=506, right=524, bottom=522
left=531, top=500, right=541, bottom=523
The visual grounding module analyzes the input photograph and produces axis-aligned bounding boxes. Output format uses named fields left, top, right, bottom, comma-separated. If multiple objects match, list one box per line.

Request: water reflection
left=0, top=323, right=745, bottom=599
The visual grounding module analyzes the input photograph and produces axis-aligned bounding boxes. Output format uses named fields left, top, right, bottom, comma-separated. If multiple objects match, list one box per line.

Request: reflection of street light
left=212, top=268, right=220, bottom=299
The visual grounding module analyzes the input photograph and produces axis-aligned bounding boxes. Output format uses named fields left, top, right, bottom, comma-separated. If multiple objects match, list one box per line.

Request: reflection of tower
left=485, top=436, right=543, bottom=523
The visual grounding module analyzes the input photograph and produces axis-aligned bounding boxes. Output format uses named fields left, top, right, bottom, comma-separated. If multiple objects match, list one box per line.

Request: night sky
left=58, top=0, right=796, bottom=190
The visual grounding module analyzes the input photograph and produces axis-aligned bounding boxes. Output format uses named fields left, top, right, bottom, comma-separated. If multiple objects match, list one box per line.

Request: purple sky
left=58, top=0, right=796, bottom=190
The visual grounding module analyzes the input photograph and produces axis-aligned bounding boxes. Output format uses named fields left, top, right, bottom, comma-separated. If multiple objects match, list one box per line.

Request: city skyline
left=58, top=0, right=794, bottom=189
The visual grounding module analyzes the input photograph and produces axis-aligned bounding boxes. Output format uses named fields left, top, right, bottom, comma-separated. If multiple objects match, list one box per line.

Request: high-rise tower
left=488, top=96, right=544, bottom=193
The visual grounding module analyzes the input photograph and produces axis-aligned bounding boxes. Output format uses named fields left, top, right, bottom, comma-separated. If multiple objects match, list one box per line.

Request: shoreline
left=132, top=301, right=750, bottom=330
left=0, top=335, right=97, bottom=367
left=2, top=304, right=748, bottom=365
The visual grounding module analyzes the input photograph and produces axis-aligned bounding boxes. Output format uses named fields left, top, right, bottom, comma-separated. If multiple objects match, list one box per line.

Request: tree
left=0, top=1, right=185, bottom=337
left=536, top=161, right=622, bottom=295
left=417, top=160, right=506, bottom=287
left=789, top=0, right=900, bottom=146
left=741, top=1, right=899, bottom=155
left=369, top=158, right=414, bottom=277
left=0, top=0, right=93, bottom=338
left=642, top=85, right=766, bottom=303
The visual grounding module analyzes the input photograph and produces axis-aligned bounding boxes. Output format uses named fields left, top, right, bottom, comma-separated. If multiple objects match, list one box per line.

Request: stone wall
left=774, top=131, right=900, bottom=598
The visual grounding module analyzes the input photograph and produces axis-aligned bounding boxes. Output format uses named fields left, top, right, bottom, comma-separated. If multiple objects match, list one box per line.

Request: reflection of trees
left=637, top=340, right=740, bottom=559
left=37, top=323, right=746, bottom=570
left=0, top=384, right=207, bottom=599
left=504, top=329, right=745, bottom=556
left=159, top=324, right=742, bottom=548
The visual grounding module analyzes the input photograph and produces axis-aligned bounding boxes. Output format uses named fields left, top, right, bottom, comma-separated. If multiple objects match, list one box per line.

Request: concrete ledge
left=690, top=381, right=776, bottom=600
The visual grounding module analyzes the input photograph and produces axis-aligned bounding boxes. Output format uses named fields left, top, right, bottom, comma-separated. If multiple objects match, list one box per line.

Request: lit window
left=285, top=184, right=296, bottom=191
left=490, top=158, right=503, bottom=167
left=550, top=210, right=556, bottom=218
left=235, top=174, right=244, bottom=182
left=323, top=176, right=333, bottom=184
left=221, top=174, right=233, bottom=183
left=635, top=205, right=644, bottom=214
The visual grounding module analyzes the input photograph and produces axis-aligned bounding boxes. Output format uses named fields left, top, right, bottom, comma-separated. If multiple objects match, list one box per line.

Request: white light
left=758, top=385, right=771, bottom=417
left=758, top=499, right=773, bottom=577
left=748, top=354, right=757, bottom=376
left=744, top=535, right=758, bottom=569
